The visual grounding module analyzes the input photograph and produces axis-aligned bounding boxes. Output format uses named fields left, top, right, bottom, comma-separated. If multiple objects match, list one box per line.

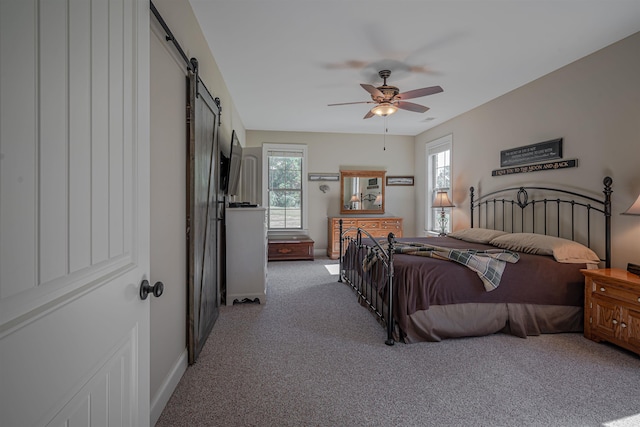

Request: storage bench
left=268, top=235, right=314, bottom=261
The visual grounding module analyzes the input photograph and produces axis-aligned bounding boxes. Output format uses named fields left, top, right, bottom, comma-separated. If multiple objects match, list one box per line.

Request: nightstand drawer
left=592, top=280, right=640, bottom=306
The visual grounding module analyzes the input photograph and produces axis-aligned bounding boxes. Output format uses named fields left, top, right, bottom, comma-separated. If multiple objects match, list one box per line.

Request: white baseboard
left=150, top=348, right=188, bottom=426
left=314, top=248, right=329, bottom=258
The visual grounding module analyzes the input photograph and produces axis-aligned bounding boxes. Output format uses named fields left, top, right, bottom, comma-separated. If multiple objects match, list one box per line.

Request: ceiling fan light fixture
left=371, top=102, right=398, bottom=117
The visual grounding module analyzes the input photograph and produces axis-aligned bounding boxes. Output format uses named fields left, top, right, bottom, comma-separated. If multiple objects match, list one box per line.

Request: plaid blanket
left=364, top=241, right=520, bottom=292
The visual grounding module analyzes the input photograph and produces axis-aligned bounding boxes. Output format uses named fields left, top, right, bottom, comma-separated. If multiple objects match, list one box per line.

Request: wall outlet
left=627, top=263, right=640, bottom=276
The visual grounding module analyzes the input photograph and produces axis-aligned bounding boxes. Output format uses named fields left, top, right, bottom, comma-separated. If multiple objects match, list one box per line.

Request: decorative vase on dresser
left=225, top=207, right=267, bottom=305
left=327, top=216, right=403, bottom=259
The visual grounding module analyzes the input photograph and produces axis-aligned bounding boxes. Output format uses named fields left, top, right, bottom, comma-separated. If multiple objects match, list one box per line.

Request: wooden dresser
left=582, top=268, right=640, bottom=356
left=327, top=216, right=403, bottom=259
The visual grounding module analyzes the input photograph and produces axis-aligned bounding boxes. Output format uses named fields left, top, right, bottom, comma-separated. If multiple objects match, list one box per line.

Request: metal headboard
left=470, top=176, right=612, bottom=267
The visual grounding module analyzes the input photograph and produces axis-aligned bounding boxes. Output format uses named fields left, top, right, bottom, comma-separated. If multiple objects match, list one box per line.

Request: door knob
left=140, top=279, right=164, bottom=300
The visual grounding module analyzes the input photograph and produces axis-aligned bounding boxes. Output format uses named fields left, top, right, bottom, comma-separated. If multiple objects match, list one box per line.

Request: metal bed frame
left=339, top=177, right=613, bottom=345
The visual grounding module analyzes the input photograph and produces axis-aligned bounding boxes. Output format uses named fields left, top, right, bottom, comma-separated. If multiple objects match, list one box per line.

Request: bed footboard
left=338, top=219, right=396, bottom=345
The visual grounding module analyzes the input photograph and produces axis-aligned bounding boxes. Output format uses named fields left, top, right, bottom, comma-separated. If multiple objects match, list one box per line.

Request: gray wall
left=150, top=21, right=188, bottom=414
left=245, top=131, right=416, bottom=251
left=414, top=31, right=640, bottom=270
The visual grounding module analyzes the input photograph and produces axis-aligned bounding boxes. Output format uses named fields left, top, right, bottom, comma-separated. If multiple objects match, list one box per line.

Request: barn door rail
left=150, top=2, right=222, bottom=121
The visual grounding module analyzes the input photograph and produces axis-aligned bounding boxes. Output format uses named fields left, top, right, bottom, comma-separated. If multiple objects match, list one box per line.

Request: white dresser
left=225, top=207, right=267, bottom=305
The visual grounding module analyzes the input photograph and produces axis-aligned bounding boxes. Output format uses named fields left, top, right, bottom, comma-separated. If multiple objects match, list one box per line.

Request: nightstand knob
left=600, top=287, right=606, bottom=292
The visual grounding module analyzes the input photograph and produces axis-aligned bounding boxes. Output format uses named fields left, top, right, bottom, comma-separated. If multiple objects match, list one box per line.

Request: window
left=425, top=135, right=453, bottom=234
left=262, top=144, right=308, bottom=231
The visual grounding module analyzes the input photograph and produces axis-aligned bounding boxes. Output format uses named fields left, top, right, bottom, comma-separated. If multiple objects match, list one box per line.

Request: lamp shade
left=371, top=102, right=398, bottom=117
left=622, top=194, right=640, bottom=215
left=350, top=194, right=360, bottom=203
left=374, top=193, right=383, bottom=205
left=433, top=191, right=455, bottom=208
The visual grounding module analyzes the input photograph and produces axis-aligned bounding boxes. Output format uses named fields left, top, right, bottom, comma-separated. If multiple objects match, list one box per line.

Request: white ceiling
left=189, top=0, right=640, bottom=136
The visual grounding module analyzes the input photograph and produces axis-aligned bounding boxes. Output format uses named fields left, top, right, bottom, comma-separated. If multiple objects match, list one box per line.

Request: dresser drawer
left=327, top=216, right=403, bottom=259
left=357, top=220, right=381, bottom=229
left=368, top=230, right=389, bottom=238
left=336, top=218, right=357, bottom=228
left=334, top=229, right=357, bottom=249
left=381, top=219, right=402, bottom=235
left=381, top=224, right=402, bottom=231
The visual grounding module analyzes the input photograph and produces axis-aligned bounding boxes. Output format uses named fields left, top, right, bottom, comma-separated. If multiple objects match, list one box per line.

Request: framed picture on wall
left=308, top=173, right=340, bottom=181
left=386, top=176, right=414, bottom=186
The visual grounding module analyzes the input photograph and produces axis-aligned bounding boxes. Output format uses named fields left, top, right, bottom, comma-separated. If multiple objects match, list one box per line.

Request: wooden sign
left=492, top=159, right=578, bottom=177
left=500, top=138, right=563, bottom=167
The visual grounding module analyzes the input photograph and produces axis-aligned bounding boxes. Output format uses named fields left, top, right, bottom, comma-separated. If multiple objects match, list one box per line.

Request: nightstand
left=581, top=268, right=640, bottom=356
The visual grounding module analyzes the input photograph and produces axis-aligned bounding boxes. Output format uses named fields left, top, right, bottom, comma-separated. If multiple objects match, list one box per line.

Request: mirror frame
left=340, top=170, right=386, bottom=215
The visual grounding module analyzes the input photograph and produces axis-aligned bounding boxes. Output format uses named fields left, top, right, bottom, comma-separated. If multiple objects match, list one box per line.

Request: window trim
left=262, top=143, right=308, bottom=234
left=425, top=134, right=453, bottom=234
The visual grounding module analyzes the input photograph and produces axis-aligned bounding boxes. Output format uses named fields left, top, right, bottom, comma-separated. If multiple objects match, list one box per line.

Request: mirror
left=340, top=170, right=385, bottom=214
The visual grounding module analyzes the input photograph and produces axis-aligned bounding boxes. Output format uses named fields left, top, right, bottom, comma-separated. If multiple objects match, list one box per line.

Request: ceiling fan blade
left=324, top=60, right=369, bottom=70
left=360, top=83, right=384, bottom=99
left=363, top=110, right=375, bottom=119
left=396, top=101, right=430, bottom=113
left=396, top=85, right=443, bottom=100
left=328, top=101, right=372, bottom=106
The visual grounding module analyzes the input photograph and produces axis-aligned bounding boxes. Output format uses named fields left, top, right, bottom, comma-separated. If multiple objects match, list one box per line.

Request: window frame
left=262, top=143, right=308, bottom=234
left=425, top=134, right=453, bottom=235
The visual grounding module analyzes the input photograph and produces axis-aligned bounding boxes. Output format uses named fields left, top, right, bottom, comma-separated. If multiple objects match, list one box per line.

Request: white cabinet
left=225, top=207, right=267, bottom=305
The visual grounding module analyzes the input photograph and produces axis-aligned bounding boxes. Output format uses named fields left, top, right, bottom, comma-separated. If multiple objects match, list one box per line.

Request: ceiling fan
left=328, top=69, right=443, bottom=119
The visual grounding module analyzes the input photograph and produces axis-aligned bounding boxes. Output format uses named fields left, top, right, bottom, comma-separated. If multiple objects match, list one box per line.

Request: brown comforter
left=345, top=236, right=586, bottom=342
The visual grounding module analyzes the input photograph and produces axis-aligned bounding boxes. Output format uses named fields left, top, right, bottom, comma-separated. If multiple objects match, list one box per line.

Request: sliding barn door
left=186, top=73, right=221, bottom=364
left=0, top=0, right=150, bottom=425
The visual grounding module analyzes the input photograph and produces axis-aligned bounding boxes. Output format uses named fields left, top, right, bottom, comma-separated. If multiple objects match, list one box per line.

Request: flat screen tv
left=219, top=129, right=232, bottom=193
left=227, top=130, right=243, bottom=196
left=219, top=152, right=230, bottom=194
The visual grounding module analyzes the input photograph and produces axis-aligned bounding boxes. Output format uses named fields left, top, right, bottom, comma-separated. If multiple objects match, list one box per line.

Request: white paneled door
left=0, top=0, right=150, bottom=426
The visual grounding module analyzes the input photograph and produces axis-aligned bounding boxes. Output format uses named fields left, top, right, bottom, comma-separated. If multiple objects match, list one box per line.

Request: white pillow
left=489, top=233, right=600, bottom=264
left=447, top=228, right=509, bottom=244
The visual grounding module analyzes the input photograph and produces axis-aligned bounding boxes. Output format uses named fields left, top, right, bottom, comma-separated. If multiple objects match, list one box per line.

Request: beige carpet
left=157, top=259, right=640, bottom=427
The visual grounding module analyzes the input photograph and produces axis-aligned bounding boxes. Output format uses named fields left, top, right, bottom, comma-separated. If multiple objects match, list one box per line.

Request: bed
left=339, top=177, right=613, bottom=345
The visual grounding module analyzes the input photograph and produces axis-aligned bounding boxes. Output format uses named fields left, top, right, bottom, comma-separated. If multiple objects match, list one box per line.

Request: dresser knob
left=612, top=319, right=618, bottom=325
left=621, top=323, right=627, bottom=329
left=600, top=287, right=606, bottom=292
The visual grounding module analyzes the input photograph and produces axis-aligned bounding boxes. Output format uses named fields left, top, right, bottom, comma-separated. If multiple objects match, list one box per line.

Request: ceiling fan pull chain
left=383, top=117, right=387, bottom=151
